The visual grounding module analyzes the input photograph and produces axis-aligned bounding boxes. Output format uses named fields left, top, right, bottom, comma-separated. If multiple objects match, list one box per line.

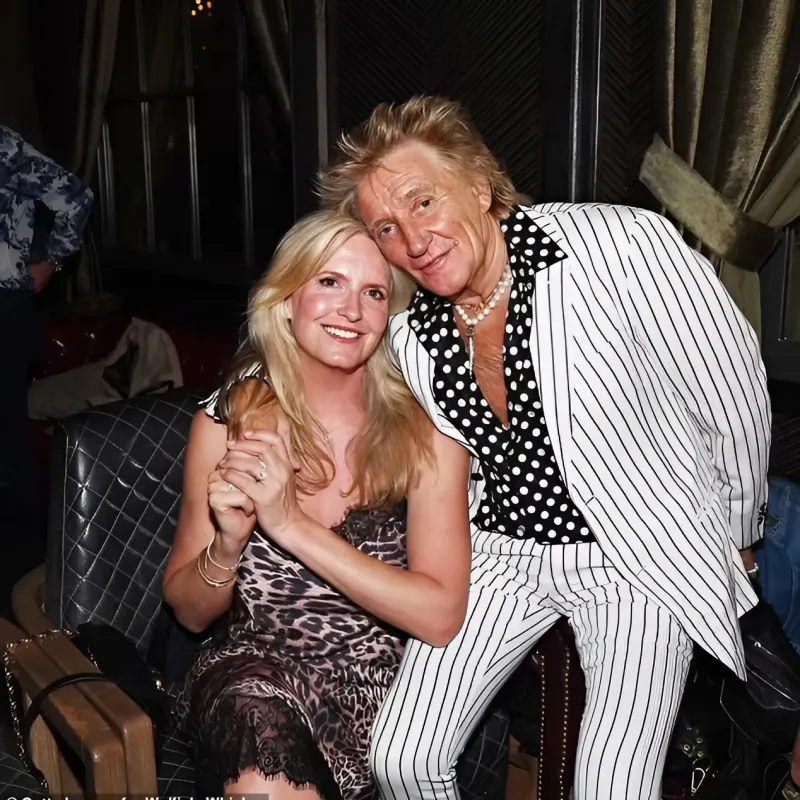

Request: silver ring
left=226, top=482, right=236, bottom=492
left=258, top=461, right=267, bottom=481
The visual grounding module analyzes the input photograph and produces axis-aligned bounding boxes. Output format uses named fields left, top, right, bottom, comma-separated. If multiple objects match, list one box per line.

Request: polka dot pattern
left=409, top=208, right=595, bottom=544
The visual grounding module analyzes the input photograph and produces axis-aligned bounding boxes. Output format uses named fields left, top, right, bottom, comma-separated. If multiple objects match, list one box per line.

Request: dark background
left=4, top=0, right=660, bottom=330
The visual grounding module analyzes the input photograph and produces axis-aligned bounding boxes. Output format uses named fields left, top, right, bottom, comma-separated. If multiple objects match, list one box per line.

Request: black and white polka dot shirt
left=408, top=207, right=595, bottom=544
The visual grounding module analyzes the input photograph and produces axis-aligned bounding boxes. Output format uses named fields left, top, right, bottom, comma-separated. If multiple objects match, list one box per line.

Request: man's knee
left=370, top=727, right=452, bottom=796
left=370, top=727, right=409, bottom=791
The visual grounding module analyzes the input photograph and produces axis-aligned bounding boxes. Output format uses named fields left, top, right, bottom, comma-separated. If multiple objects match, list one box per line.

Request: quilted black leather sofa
left=0, top=751, right=45, bottom=800
left=11, top=390, right=510, bottom=798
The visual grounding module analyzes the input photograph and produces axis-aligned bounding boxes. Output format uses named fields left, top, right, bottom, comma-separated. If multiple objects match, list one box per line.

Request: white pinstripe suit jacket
left=388, top=203, right=770, bottom=679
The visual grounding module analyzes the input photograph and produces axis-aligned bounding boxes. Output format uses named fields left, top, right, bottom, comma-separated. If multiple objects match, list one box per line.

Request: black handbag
left=665, top=594, right=800, bottom=798
left=720, top=600, right=800, bottom=755
left=664, top=654, right=732, bottom=797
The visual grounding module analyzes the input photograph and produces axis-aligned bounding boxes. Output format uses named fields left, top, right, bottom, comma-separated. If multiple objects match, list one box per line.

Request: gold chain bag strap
left=3, top=629, right=117, bottom=791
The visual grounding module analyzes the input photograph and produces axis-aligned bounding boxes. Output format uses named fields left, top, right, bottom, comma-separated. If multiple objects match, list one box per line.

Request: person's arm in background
left=0, top=126, right=93, bottom=291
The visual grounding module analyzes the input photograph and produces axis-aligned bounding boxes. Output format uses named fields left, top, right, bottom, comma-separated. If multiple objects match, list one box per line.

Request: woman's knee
left=226, top=770, right=322, bottom=800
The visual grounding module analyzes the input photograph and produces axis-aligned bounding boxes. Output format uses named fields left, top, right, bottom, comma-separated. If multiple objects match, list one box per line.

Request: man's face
left=355, top=142, right=494, bottom=301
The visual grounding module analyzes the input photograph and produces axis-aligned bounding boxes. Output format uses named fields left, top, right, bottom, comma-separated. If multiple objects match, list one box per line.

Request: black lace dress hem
left=191, top=692, right=342, bottom=800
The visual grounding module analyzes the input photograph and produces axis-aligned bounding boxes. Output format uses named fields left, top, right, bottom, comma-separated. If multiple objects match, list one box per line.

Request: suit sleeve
left=625, top=209, right=770, bottom=549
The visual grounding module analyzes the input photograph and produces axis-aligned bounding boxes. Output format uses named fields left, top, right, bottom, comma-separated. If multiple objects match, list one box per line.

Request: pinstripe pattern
left=374, top=202, right=769, bottom=799
left=370, top=540, right=693, bottom=800
left=386, top=203, right=769, bottom=679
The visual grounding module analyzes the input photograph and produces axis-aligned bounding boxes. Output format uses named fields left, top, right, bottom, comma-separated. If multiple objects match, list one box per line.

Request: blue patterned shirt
left=0, top=125, right=94, bottom=290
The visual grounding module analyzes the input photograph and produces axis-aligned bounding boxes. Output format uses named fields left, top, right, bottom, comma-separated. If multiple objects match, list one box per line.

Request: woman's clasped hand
left=216, top=428, right=304, bottom=544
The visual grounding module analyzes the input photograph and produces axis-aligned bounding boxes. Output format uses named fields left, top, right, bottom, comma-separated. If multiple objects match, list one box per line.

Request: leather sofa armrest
left=12, top=628, right=158, bottom=797
left=0, top=619, right=128, bottom=795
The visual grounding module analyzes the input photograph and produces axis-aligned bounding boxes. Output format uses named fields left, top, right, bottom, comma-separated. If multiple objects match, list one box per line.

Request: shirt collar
left=501, top=207, right=567, bottom=281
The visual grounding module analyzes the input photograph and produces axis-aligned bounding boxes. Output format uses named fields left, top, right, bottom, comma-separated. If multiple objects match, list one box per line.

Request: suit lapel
left=520, top=209, right=575, bottom=484
left=531, top=266, right=572, bottom=483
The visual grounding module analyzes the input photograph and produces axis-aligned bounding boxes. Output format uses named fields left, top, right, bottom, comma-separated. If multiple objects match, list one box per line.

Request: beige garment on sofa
left=28, top=317, right=183, bottom=420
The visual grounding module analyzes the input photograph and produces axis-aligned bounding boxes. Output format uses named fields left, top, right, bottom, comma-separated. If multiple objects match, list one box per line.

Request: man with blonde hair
left=320, top=96, right=769, bottom=799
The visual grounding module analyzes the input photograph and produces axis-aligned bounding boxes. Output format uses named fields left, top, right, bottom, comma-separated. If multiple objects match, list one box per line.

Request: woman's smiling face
left=289, top=232, right=392, bottom=372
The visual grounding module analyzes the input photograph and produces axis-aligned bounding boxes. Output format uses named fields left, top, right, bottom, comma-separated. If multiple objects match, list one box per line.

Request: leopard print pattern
left=178, top=503, right=407, bottom=799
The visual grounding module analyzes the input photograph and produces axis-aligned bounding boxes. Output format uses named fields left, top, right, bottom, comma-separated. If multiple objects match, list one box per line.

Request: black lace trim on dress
left=190, top=693, right=343, bottom=800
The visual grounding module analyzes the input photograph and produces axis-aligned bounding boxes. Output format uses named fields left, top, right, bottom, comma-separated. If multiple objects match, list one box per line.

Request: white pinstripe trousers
left=370, top=534, right=694, bottom=800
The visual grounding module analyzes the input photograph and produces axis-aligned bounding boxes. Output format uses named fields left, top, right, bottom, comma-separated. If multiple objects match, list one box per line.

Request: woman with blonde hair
left=163, top=210, right=473, bottom=800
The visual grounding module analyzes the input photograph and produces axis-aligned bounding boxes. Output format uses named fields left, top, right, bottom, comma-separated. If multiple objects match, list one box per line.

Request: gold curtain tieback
left=639, top=135, right=779, bottom=272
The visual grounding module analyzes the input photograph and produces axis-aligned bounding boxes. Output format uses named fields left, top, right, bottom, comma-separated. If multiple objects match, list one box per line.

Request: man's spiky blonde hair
left=318, top=96, right=522, bottom=220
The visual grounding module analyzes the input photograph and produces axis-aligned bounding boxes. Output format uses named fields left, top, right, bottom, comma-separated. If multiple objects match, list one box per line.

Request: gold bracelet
left=196, top=550, right=236, bottom=588
left=203, top=547, right=236, bottom=582
left=205, top=538, right=242, bottom=571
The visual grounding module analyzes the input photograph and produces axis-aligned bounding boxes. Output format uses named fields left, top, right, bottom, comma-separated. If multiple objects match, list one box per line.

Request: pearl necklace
left=453, top=265, right=512, bottom=374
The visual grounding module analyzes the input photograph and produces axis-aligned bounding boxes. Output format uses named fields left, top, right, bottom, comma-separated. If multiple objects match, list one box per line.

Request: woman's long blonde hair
left=216, top=210, right=431, bottom=508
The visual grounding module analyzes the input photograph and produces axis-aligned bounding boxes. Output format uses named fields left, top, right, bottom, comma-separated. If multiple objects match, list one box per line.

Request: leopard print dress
left=178, top=503, right=407, bottom=800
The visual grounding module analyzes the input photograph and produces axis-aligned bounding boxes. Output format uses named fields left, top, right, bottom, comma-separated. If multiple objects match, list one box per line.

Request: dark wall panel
left=330, top=0, right=546, bottom=201
left=291, top=0, right=659, bottom=212
left=593, top=0, right=657, bottom=208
